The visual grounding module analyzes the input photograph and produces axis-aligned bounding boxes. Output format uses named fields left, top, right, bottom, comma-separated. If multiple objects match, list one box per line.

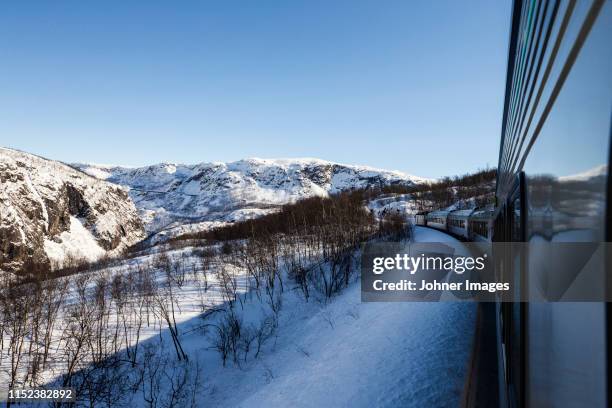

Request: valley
left=0, top=147, right=493, bottom=407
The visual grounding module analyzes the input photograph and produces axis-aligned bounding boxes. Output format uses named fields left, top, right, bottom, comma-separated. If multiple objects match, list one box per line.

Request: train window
left=473, top=220, right=487, bottom=237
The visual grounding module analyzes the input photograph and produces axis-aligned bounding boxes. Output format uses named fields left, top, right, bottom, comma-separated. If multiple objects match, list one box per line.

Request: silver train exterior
left=419, top=208, right=494, bottom=242
left=468, top=208, right=494, bottom=242
left=414, top=211, right=428, bottom=227
left=493, top=0, right=611, bottom=407
left=415, top=1, right=610, bottom=406
left=425, top=209, right=450, bottom=230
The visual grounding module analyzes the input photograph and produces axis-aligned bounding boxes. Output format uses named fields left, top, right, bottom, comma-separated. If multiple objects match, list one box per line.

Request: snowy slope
left=76, top=158, right=427, bottom=234
left=200, top=289, right=475, bottom=407
left=558, top=164, right=607, bottom=182
left=0, top=147, right=145, bottom=273
left=201, top=226, right=476, bottom=407
left=33, top=227, right=475, bottom=408
left=368, top=193, right=420, bottom=218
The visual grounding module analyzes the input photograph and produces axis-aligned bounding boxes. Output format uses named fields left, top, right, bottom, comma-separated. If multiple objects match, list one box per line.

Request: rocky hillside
left=0, top=148, right=145, bottom=274
left=76, top=158, right=427, bottom=235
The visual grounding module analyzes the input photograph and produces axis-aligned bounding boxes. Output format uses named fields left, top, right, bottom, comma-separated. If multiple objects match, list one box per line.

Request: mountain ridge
left=75, top=158, right=428, bottom=240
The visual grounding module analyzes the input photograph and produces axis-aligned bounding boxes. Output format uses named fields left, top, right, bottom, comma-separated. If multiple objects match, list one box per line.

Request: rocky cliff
left=0, top=148, right=145, bottom=274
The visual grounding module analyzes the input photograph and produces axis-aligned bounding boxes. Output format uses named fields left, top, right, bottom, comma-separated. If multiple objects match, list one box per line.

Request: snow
left=163, top=164, right=177, bottom=174
left=234, top=158, right=429, bottom=182
left=145, top=220, right=229, bottom=245
left=0, top=245, right=250, bottom=390
left=0, top=147, right=144, bottom=272
left=194, top=226, right=476, bottom=407
left=74, top=158, right=427, bottom=238
left=558, top=164, right=607, bottom=182
left=203, top=287, right=475, bottom=408
left=368, top=193, right=420, bottom=219
left=412, top=225, right=466, bottom=243
left=43, top=216, right=106, bottom=267
left=79, top=166, right=113, bottom=180
left=15, top=224, right=478, bottom=408
left=2, top=148, right=477, bottom=407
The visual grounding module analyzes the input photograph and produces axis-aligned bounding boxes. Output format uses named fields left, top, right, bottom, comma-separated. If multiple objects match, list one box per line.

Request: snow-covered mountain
left=76, top=158, right=427, bottom=236
left=558, top=164, right=607, bottom=182
left=0, top=148, right=145, bottom=273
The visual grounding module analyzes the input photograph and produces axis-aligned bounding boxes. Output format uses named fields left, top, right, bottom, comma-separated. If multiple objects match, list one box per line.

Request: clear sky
left=0, top=1, right=510, bottom=179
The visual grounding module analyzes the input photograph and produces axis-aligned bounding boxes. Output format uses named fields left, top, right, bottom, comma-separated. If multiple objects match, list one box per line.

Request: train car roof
left=471, top=208, right=495, bottom=220
left=427, top=210, right=451, bottom=217
left=449, top=209, right=475, bottom=218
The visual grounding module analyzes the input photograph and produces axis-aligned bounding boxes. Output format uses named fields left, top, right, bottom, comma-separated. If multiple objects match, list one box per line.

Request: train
left=417, top=1, right=611, bottom=406
left=491, top=0, right=611, bottom=406
left=415, top=208, right=494, bottom=242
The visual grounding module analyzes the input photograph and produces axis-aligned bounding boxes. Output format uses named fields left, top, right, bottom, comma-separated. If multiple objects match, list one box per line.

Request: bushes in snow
left=0, top=184, right=420, bottom=403
left=210, top=308, right=278, bottom=368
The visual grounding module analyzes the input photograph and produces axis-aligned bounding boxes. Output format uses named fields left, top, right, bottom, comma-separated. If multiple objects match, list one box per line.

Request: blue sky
left=0, top=1, right=510, bottom=179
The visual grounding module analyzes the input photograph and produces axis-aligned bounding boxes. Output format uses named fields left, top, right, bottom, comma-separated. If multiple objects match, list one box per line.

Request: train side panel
left=426, top=210, right=449, bottom=231
left=495, top=1, right=612, bottom=406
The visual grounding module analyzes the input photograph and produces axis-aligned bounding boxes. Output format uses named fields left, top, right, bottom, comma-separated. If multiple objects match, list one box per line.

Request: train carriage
left=414, top=211, right=428, bottom=226
left=447, top=209, right=474, bottom=238
left=468, top=208, right=494, bottom=242
left=418, top=2, right=611, bottom=406
left=491, top=0, right=612, bottom=407
left=425, top=210, right=450, bottom=231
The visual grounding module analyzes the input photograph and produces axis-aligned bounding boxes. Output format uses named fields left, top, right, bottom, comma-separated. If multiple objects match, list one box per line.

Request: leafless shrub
left=155, top=273, right=188, bottom=362
left=254, top=314, right=277, bottom=359
left=211, top=311, right=240, bottom=367
left=321, top=310, right=335, bottom=329
left=239, top=325, right=257, bottom=363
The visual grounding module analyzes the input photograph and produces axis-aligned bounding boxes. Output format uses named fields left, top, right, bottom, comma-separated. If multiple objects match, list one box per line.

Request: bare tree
left=155, top=272, right=188, bottom=362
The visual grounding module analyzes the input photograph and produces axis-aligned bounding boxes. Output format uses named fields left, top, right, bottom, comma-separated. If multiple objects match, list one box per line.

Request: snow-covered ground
left=129, top=227, right=476, bottom=408
left=0, top=246, right=250, bottom=392
left=43, top=216, right=107, bottom=268
left=198, top=227, right=476, bottom=407
left=368, top=193, right=420, bottom=219
left=412, top=225, right=466, bottom=243
left=3, top=225, right=476, bottom=407
left=200, top=284, right=476, bottom=406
